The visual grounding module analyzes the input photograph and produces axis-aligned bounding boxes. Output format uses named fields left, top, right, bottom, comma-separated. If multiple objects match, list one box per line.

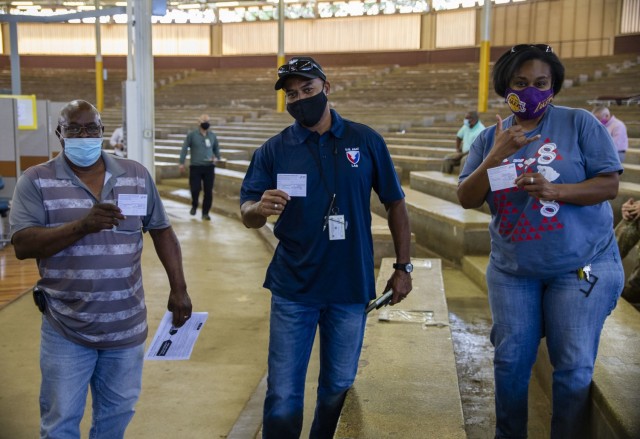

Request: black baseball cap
left=274, top=56, right=326, bottom=90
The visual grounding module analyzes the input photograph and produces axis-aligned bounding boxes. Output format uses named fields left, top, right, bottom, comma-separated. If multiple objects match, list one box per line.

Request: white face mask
left=63, top=137, right=103, bottom=167
left=463, top=119, right=470, bottom=127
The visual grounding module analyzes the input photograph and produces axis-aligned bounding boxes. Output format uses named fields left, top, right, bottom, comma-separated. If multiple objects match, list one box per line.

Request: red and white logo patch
left=345, top=148, right=360, bottom=167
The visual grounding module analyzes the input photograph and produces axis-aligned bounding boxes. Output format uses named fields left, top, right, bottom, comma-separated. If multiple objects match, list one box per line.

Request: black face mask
left=200, top=122, right=210, bottom=130
left=286, top=92, right=327, bottom=127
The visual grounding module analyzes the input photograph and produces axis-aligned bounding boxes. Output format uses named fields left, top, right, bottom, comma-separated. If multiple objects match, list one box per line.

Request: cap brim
left=274, top=72, right=321, bottom=90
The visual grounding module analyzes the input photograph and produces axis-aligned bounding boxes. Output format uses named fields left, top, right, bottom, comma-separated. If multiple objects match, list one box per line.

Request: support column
left=276, top=0, right=285, bottom=112
left=9, top=22, right=20, bottom=95
left=126, top=0, right=155, bottom=177
left=94, top=0, right=104, bottom=112
left=477, top=0, right=491, bottom=114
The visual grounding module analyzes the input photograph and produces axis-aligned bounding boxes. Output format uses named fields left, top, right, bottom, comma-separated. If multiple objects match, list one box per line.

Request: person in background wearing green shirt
left=441, top=111, right=485, bottom=174
left=179, top=114, right=221, bottom=221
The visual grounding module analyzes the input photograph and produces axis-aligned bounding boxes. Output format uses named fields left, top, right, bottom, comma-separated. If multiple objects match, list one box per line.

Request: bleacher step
left=372, top=188, right=491, bottom=264
left=589, top=300, right=640, bottom=438
left=390, top=156, right=442, bottom=182
left=387, top=144, right=454, bottom=159
left=335, top=258, right=466, bottom=439
left=621, top=162, right=640, bottom=183
left=461, top=255, right=489, bottom=293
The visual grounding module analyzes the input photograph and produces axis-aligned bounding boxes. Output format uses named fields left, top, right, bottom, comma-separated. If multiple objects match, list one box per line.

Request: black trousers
left=189, top=164, right=215, bottom=215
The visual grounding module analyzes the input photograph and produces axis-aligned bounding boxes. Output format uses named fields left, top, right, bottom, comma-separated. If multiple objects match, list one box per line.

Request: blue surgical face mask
left=63, top=137, right=103, bottom=167
left=463, top=119, right=470, bottom=127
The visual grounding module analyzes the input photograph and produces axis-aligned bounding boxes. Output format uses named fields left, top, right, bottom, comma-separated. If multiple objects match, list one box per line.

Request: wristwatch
left=393, top=262, right=413, bottom=273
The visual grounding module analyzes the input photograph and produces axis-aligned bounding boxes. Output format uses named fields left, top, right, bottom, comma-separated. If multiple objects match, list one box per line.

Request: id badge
left=205, top=138, right=212, bottom=148
left=328, top=215, right=346, bottom=240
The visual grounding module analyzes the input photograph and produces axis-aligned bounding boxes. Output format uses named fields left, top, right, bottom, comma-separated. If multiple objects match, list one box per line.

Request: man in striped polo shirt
left=9, top=100, right=193, bottom=439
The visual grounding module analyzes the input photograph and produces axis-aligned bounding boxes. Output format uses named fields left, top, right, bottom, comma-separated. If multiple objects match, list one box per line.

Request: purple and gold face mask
left=505, top=87, right=554, bottom=120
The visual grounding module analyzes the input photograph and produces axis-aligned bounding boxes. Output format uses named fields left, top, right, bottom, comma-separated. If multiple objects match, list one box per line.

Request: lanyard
left=304, top=137, right=339, bottom=231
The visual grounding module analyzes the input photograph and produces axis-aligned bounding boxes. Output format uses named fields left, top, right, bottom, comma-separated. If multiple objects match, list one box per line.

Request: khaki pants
left=441, top=152, right=468, bottom=174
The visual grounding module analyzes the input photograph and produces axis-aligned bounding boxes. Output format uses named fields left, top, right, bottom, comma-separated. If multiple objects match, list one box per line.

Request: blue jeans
left=486, top=243, right=623, bottom=439
left=39, top=317, right=144, bottom=439
left=263, top=294, right=367, bottom=439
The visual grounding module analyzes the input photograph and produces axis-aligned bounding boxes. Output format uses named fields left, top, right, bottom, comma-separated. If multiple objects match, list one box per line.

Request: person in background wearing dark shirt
left=179, top=114, right=221, bottom=221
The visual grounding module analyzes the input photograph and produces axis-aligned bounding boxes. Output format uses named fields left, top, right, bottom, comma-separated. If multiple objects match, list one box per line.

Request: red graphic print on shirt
left=493, top=138, right=565, bottom=241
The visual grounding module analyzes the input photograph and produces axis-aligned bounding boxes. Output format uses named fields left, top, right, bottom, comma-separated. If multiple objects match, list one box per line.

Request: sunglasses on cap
left=277, top=59, right=325, bottom=77
left=510, top=44, right=553, bottom=54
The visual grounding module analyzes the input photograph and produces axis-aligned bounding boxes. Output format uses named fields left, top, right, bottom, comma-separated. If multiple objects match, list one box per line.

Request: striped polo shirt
left=10, top=152, right=170, bottom=349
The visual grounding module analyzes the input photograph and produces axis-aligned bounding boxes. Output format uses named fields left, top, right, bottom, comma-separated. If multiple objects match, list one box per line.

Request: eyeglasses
left=60, top=123, right=103, bottom=137
left=278, top=59, right=325, bottom=77
left=511, top=44, right=553, bottom=54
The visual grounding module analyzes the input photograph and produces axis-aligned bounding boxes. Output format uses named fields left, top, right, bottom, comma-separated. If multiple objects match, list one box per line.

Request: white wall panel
left=621, top=0, right=640, bottom=33
left=435, top=9, right=475, bottom=48
left=222, top=14, right=421, bottom=55
left=16, top=23, right=210, bottom=56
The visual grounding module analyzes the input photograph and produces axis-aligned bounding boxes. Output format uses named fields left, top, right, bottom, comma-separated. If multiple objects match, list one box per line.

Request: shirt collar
left=54, top=151, right=126, bottom=180
left=290, top=109, right=346, bottom=144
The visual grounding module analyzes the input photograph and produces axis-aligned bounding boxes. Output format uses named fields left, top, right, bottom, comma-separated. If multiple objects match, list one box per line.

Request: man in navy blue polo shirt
left=240, top=56, right=413, bottom=439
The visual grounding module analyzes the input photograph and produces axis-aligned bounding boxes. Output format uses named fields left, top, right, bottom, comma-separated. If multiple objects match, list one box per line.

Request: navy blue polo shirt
left=241, top=110, right=404, bottom=304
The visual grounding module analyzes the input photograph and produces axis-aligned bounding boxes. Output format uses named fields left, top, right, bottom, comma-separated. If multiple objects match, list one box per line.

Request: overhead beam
left=0, top=6, right=125, bottom=23
left=0, top=6, right=125, bottom=99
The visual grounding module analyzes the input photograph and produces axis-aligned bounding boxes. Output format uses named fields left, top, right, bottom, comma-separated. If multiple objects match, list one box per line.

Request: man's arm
left=455, top=136, right=463, bottom=153
left=12, top=203, right=124, bottom=260
left=179, top=132, right=191, bottom=171
left=384, top=198, right=413, bottom=304
left=240, top=201, right=267, bottom=229
left=149, top=226, right=192, bottom=327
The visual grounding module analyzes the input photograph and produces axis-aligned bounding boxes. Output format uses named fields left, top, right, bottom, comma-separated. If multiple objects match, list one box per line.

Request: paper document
left=145, top=311, right=208, bottom=360
left=118, top=194, right=148, bottom=216
left=487, top=163, right=517, bottom=192
left=277, top=173, right=307, bottom=197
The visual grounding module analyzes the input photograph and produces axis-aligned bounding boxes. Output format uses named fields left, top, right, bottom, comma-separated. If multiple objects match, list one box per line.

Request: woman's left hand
left=516, top=172, right=559, bottom=201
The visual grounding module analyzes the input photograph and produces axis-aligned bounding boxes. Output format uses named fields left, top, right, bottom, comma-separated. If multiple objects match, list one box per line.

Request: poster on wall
left=0, top=94, right=38, bottom=130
